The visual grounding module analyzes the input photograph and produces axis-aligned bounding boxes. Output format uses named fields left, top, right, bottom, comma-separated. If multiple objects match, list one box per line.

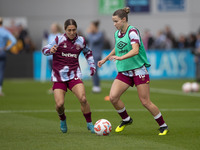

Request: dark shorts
left=52, top=78, right=83, bottom=92
left=116, top=67, right=150, bottom=87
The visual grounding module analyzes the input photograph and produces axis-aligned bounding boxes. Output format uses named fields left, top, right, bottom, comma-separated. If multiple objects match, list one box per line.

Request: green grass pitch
left=0, top=79, right=200, bottom=150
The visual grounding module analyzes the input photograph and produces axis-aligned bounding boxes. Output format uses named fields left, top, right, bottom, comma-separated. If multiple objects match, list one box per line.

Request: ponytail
left=113, top=7, right=130, bottom=21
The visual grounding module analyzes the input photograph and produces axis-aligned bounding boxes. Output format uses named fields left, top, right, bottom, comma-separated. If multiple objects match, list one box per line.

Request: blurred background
left=0, top=0, right=200, bottom=84
left=1, top=1, right=200, bottom=149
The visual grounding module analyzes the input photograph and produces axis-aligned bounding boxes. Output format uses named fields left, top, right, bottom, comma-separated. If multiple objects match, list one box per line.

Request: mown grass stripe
left=0, top=108, right=200, bottom=114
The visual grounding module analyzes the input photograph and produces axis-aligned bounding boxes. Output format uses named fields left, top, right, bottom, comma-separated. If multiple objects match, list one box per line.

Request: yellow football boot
left=115, top=118, right=133, bottom=133
left=158, top=126, right=169, bottom=135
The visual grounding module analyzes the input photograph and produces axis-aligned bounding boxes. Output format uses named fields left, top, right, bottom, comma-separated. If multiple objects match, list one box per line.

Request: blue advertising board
left=126, top=0, right=150, bottom=13
left=34, top=49, right=195, bottom=81
left=147, top=50, right=195, bottom=79
left=158, top=0, right=185, bottom=11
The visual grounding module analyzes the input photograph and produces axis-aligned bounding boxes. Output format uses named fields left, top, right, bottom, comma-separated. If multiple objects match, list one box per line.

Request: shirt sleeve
left=82, top=45, right=95, bottom=69
left=129, top=28, right=141, bottom=45
left=42, top=36, right=58, bottom=56
left=6, top=31, right=17, bottom=51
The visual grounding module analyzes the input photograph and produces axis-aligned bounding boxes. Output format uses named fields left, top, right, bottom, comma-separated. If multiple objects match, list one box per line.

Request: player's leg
left=54, top=89, right=66, bottom=119
left=109, top=79, right=133, bottom=132
left=71, top=83, right=94, bottom=133
left=136, top=83, right=168, bottom=135
left=0, top=57, right=6, bottom=96
left=92, top=58, right=101, bottom=93
left=53, top=83, right=67, bottom=133
left=47, top=59, right=53, bottom=94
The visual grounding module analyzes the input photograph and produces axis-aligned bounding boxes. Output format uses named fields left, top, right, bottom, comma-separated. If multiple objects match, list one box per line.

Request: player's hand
left=109, top=56, right=122, bottom=61
left=90, top=67, right=96, bottom=76
left=50, top=45, right=58, bottom=53
left=98, top=59, right=106, bottom=68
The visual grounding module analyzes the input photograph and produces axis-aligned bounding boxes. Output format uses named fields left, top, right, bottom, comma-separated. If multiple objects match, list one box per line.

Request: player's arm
left=109, top=44, right=139, bottom=61
left=98, top=48, right=115, bottom=68
left=82, top=46, right=96, bottom=76
left=110, top=29, right=140, bottom=61
left=42, top=36, right=58, bottom=56
left=5, top=31, right=17, bottom=51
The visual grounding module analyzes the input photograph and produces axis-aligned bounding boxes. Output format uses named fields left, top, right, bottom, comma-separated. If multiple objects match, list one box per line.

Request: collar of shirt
left=64, top=33, right=78, bottom=43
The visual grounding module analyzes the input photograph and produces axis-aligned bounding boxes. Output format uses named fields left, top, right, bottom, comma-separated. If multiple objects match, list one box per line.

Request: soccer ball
left=182, top=82, right=192, bottom=93
left=94, top=119, right=112, bottom=136
left=191, top=82, right=199, bottom=92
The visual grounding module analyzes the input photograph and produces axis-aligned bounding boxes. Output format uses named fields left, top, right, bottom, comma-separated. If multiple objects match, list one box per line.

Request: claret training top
left=42, top=33, right=95, bottom=82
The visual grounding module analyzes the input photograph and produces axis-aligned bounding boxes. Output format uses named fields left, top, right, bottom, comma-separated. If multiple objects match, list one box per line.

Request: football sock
left=0, top=86, right=2, bottom=93
left=58, top=113, right=66, bottom=121
left=83, top=112, right=92, bottom=123
left=154, top=112, right=167, bottom=127
left=123, top=116, right=131, bottom=122
left=117, top=107, right=130, bottom=121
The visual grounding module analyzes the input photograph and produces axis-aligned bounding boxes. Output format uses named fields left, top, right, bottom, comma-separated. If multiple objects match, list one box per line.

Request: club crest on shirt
left=75, top=44, right=81, bottom=50
left=63, top=43, right=67, bottom=48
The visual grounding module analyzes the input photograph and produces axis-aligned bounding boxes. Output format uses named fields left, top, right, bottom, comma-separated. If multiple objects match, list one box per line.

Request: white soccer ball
left=191, top=82, right=199, bottom=92
left=94, top=119, right=112, bottom=136
left=182, top=82, right=192, bottom=93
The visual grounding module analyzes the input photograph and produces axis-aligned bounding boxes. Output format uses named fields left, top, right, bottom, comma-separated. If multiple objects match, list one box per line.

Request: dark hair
left=92, top=20, right=100, bottom=28
left=64, top=19, right=77, bottom=30
left=0, top=17, right=3, bottom=25
left=113, top=7, right=130, bottom=21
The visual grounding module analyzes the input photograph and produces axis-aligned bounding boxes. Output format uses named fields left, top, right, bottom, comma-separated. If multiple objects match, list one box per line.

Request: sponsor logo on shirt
left=117, top=41, right=127, bottom=49
left=62, top=52, right=77, bottom=58
left=119, top=49, right=128, bottom=54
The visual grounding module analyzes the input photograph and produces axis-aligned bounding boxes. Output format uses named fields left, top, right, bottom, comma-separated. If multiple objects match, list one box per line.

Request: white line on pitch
left=84, top=82, right=200, bottom=97
left=0, top=108, right=200, bottom=114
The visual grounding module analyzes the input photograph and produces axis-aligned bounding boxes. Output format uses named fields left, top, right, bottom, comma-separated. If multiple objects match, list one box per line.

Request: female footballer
left=98, top=7, right=168, bottom=135
left=42, top=19, right=96, bottom=133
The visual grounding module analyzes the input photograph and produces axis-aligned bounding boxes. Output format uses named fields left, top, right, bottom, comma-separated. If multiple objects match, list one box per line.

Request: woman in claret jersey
left=42, top=19, right=96, bottom=133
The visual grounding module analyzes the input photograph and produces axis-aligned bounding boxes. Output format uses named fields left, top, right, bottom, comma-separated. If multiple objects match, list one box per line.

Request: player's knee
left=109, top=94, right=119, bottom=104
left=79, top=95, right=87, bottom=105
left=141, top=99, right=151, bottom=108
left=55, top=98, right=64, bottom=109
left=55, top=100, right=64, bottom=109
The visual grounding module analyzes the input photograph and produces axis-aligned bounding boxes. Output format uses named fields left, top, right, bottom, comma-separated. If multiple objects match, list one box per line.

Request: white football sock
left=123, top=116, right=130, bottom=122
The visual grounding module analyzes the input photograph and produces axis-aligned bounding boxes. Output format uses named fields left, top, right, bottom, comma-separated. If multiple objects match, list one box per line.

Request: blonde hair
left=55, top=23, right=63, bottom=33
left=51, top=23, right=63, bottom=34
